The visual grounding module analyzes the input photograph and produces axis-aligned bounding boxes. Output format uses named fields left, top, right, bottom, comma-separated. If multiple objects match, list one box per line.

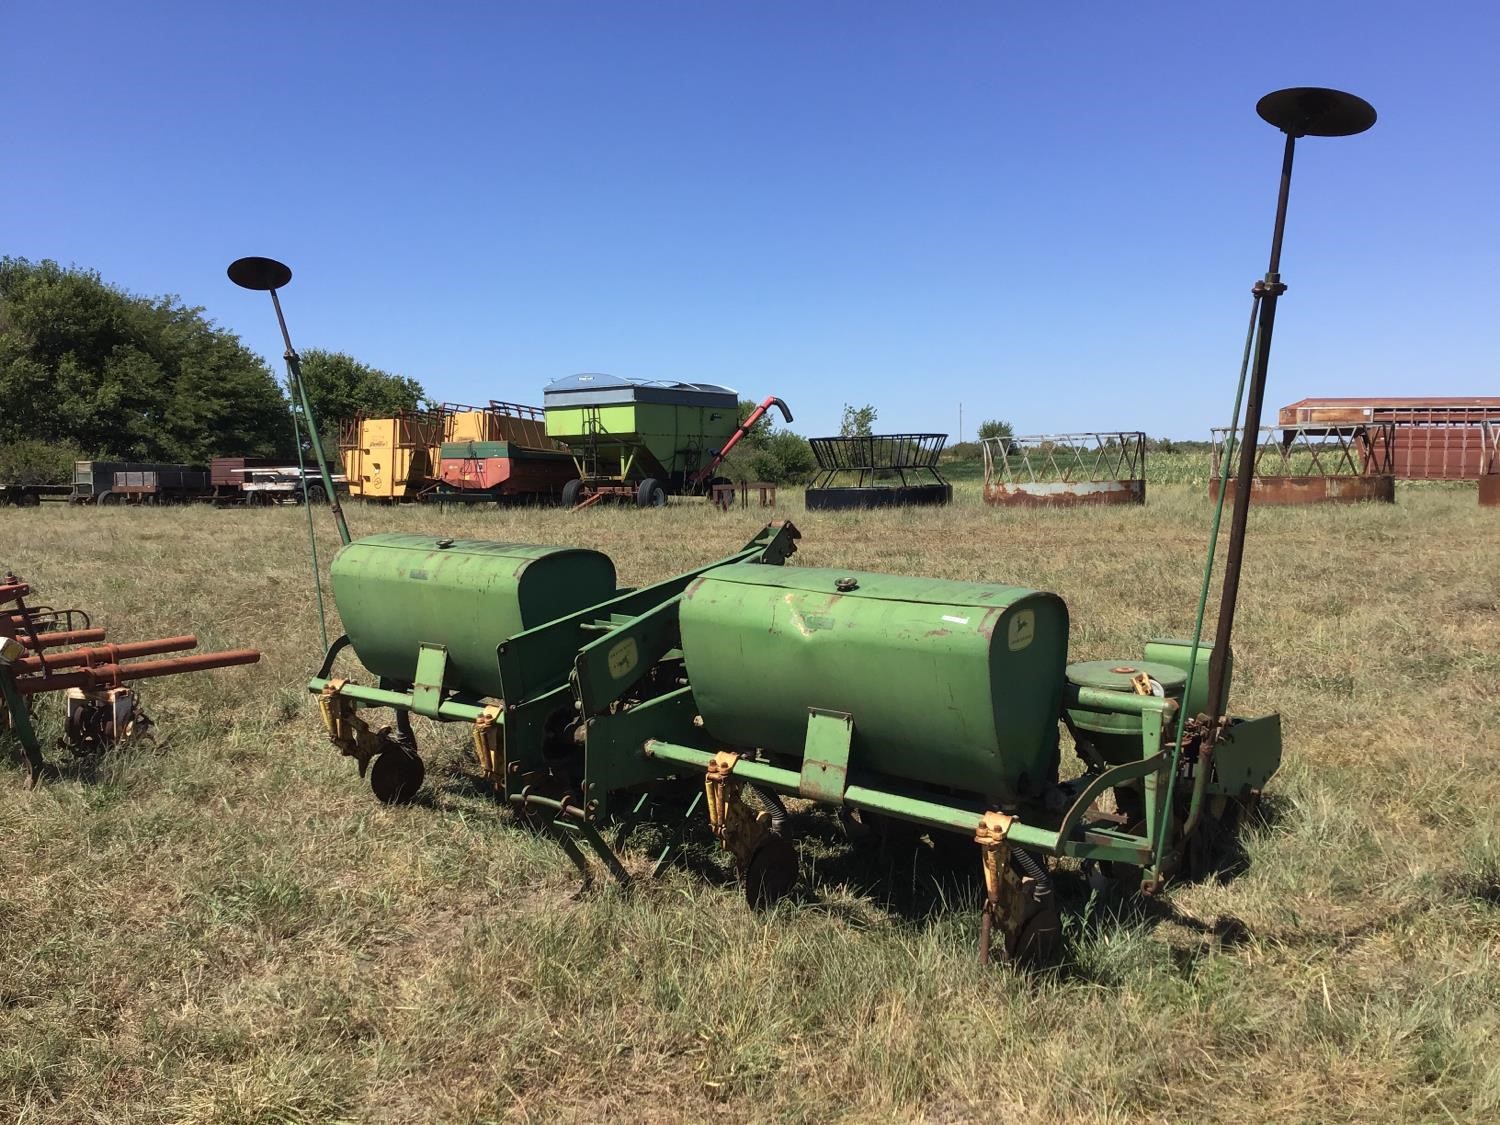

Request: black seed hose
left=747, top=784, right=788, bottom=834
left=1012, top=847, right=1053, bottom=896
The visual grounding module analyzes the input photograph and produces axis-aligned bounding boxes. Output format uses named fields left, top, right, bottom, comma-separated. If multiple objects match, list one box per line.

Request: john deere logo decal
left=608, top=638, right=639, bottom=679
left=1007, top=610, right=1035, bottom=652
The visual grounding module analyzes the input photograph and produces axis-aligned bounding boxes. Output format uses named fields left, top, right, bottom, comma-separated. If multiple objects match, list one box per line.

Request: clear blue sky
left=6, top=2, right=1496, bottom=439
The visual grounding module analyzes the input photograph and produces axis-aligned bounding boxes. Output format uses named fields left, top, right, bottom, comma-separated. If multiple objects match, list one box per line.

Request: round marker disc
left=1256, top=88, right=1376, bottom=137
left=227, top=256, right=293, bottom=291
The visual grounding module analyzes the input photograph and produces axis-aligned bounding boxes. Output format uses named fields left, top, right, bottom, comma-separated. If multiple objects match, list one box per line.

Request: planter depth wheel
left=370, top=744, right=425, bottom=804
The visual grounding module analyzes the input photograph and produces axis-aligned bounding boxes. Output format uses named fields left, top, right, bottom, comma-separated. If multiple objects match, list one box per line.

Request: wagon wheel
left=370, top=742, right=425, bottom=804
left=305, top=483, right=327, bottom=505
left=561, top=479, right=583, bottom=508
left=636, top=478, right=667, bottom=508
left=978, top=858, right=1061, bottom=966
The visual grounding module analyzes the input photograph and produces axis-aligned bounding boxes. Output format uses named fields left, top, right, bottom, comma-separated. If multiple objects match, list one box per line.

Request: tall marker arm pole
left=1200, top=88, right=1376, bottom=724
left=1204, top=132, right=1295, bottom=720
left=270, top=287, right=351, bottom=546
left=1151, top=89, right=1373, bottom=885
left=228, top=256, right=352, bottom=548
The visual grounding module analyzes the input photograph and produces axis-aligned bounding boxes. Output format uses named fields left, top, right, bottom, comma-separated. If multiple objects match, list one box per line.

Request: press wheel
left=744, top=834, right=797, bottom=907
left=370, top=745, right=425, bottom=804
left=1010, top=892, right=1061, bottom=964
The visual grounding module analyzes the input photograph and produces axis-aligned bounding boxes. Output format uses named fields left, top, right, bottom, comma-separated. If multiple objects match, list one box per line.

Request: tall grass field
left=3, top=481, right=1497, bottom=1122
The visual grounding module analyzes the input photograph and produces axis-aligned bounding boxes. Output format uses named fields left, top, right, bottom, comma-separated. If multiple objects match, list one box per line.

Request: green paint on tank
left=678, top=563, right=1070, bottom=804
left=330, top=534, right=616, bottom=698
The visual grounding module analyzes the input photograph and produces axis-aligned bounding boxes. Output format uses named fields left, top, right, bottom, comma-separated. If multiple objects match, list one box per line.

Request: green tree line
left=0, top=258, right=424, bottom=478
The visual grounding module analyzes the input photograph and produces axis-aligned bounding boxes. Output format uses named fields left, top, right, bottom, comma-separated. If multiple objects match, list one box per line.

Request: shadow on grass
left=1458, top=875, right=1500, bottom=908
left=3, top=726, right=173, bottom=790
left=783, top=803, right=1274, bottom=974
left=374, top=756, right=1278, bottom=971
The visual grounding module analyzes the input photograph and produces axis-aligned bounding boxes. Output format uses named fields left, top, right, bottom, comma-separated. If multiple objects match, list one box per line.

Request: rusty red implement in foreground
left=1, top=570, right=260, bottom=785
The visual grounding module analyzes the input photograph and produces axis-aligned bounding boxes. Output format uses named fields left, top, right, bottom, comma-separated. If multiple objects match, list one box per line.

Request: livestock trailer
left=1278, top=397, right=1500, bottom=480
left=341, top=402, right=570, bottom=504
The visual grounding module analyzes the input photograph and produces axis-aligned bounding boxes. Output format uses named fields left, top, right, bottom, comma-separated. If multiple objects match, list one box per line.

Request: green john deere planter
left=308, top=518, right=1280, bottom=963
left=252, top=84, right=1372, bottom=964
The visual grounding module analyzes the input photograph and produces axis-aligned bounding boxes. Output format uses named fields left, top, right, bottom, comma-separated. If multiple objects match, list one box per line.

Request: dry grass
left=2, top=482, right=1497, bottom=1123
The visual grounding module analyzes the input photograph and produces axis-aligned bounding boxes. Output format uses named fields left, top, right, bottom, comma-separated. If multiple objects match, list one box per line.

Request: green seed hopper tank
left=330, top=534, right=616, bottom=698
left=679, top=564, right=1070, bottom=804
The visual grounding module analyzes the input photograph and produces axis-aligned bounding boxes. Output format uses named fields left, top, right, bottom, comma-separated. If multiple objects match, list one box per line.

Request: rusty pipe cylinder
left=10, top=627, right=109, bottom=649
left=13, top=648, right=261, bottom=694
left=0, top=582, right=31, bottom=605
left=11, top=635, right=198, bottom=675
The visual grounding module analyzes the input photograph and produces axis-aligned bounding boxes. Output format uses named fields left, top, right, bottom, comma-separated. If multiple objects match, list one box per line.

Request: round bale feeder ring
left=1208, top=423, right=1396, bottom=505
left=804, top=434, right=952, bottom=510
left=983, top=432, right=1146, bottom=507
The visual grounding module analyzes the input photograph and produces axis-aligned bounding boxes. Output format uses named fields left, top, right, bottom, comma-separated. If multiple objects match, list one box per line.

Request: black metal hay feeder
left=804, top=434, right=953, bottom=510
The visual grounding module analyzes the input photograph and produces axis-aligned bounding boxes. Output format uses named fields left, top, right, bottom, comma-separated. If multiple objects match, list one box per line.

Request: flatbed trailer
left=237, top=466, right=347, bottom=505
left=0, top=484, right=72, bottom=507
